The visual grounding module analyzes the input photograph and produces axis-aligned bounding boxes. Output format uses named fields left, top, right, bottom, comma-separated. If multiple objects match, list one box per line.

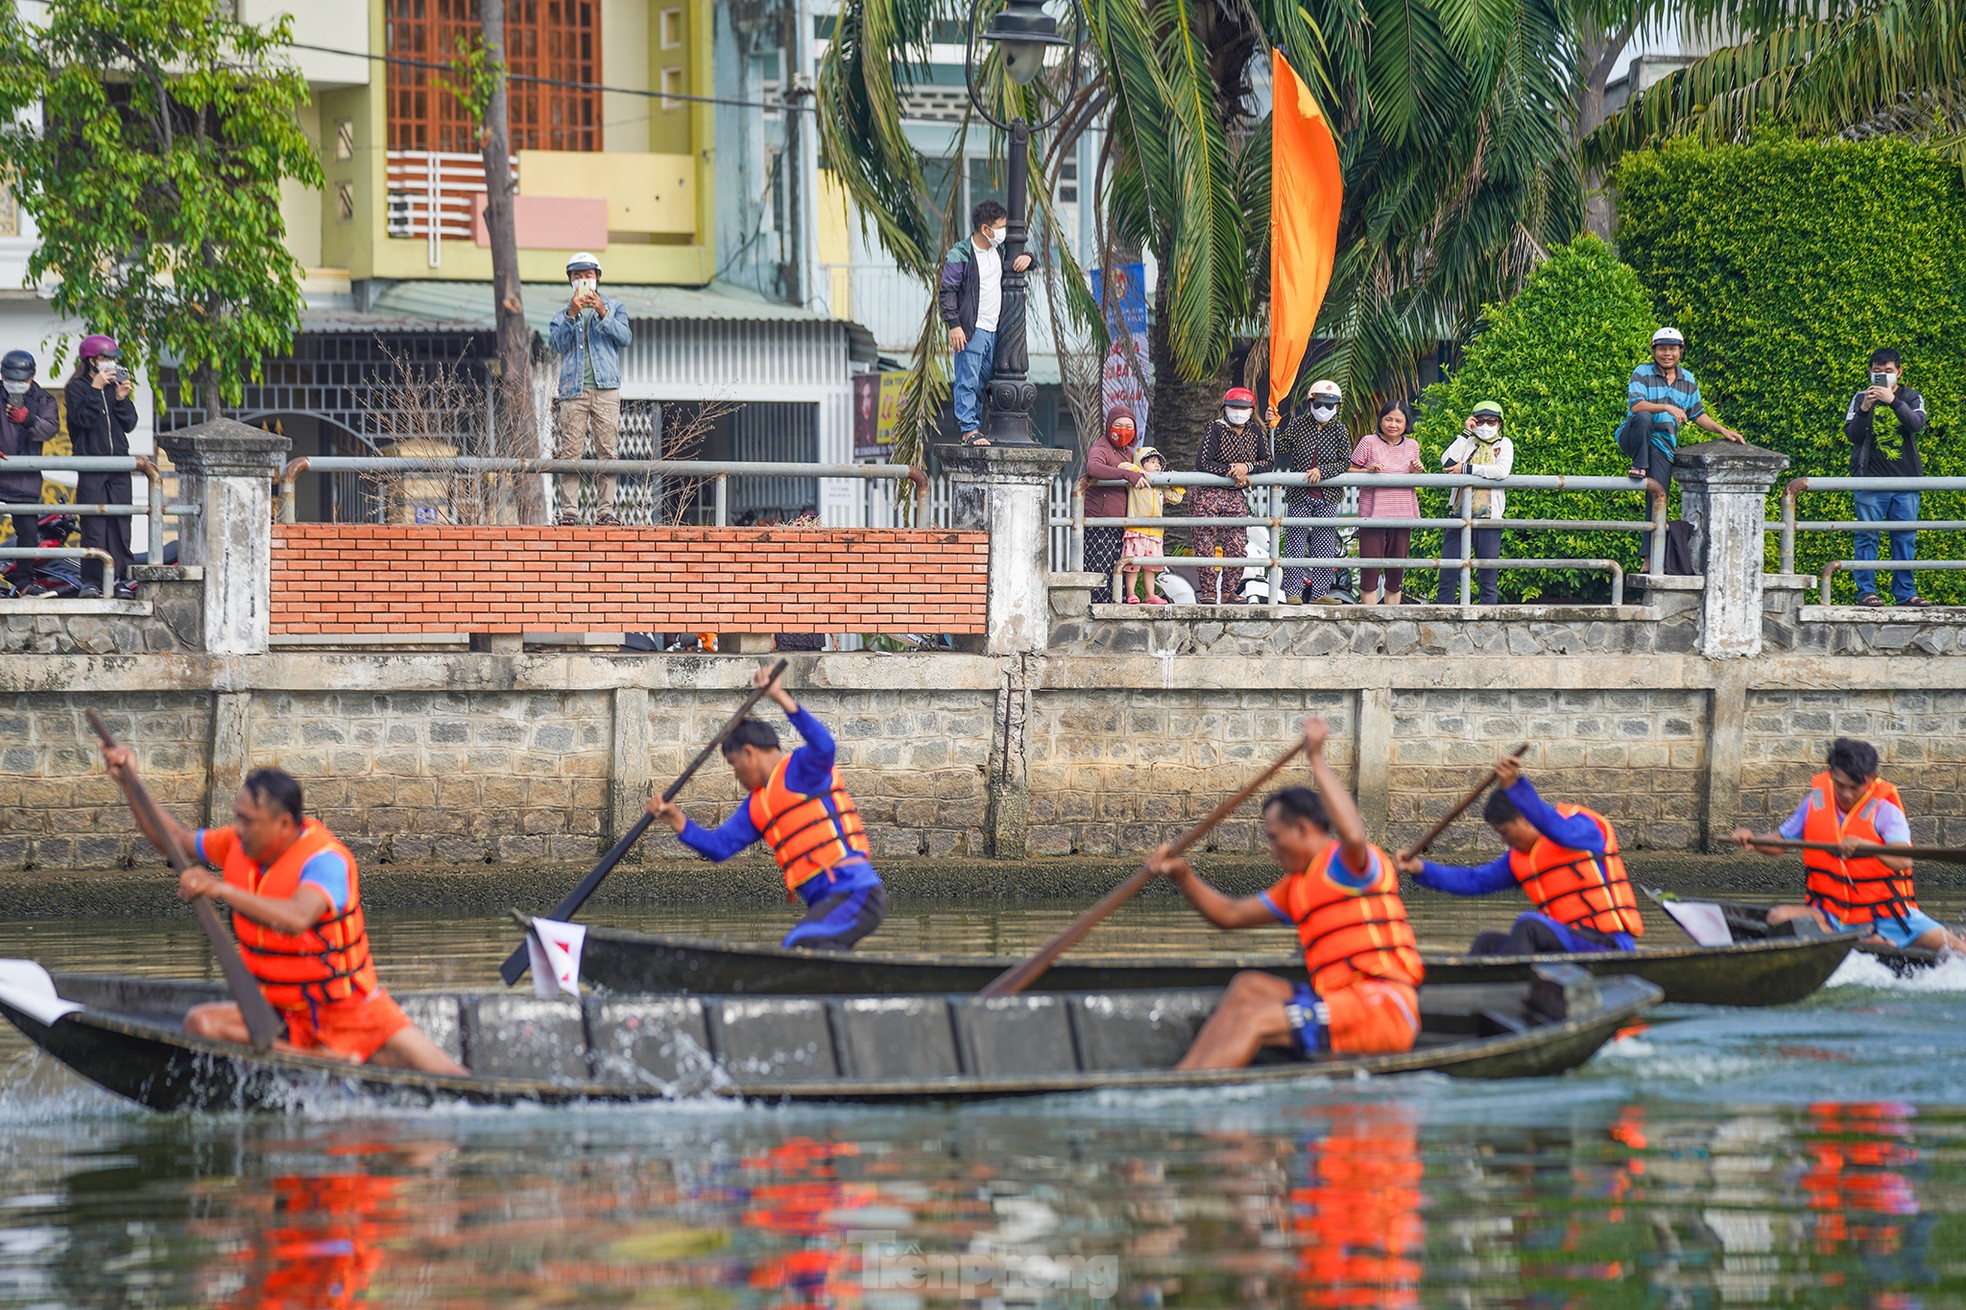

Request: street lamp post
left=965, top=0, right=1079, bottom=448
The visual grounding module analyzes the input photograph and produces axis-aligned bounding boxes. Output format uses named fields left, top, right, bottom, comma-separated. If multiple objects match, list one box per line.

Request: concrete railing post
left=1673, top=441, right=1789, bottom=659
left=935, top=443, right=1072, bottom=655
left=157, top=419, right=290, bottom=656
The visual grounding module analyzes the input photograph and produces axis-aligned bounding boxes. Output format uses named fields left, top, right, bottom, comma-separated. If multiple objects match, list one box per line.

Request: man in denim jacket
left=547, top=252, right=633, bottom=524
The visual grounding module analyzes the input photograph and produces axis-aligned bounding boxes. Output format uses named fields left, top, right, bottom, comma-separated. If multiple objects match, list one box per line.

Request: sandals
left=1858, top=593, right=1885, bottom=608
left=960, top=431, right=992, bottom=448
left=1125, top=593, right=1141, bottom=605
left=1903, top=596, right=1933, bottom=608
left=595, top=512, right=622, bottom=526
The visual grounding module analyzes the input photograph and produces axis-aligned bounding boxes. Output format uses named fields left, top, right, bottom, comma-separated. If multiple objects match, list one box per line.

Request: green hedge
left=1410, top=234, right=1660, bottom=601
left=1614, top=136, right=1966, bottom=602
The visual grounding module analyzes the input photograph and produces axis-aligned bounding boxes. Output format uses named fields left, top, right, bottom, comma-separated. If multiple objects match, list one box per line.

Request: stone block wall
left=1023, top=690, right=1356, bottom=857
left=0, top=693, right=212, bottom=869
left=1740, top=690, right=1966, bottom=842
left=1387, top=689, right=1709, bottom=850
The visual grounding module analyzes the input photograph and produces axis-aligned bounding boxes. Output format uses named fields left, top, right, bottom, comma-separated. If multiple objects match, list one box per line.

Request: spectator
left=1118, top=445, right=1184, bottom=605
left=1278, top=380, right=1351, bottom=604
left=940, top=200, right=1033, bottom=447
left=0, top=349, right=58, bottom=555
left=548, top=251, right=632, bottom=526
left=1616, top=327, right=1743, bottom=561
left=1192, top=387, right=1272, bottom=603
left=1435, top=400, right=1514, bottom=605
left=1081, top=405, right=1144, bottom=603
left=1351, top=400, right=1423, bottom=606
left=1845, top=347, right=1930, bottom=608
left=64, top=334, right=142, bottom=598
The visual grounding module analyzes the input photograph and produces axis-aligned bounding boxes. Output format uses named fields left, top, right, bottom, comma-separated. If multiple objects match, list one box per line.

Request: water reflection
left=3, top=1098, right=1962, bottom=1308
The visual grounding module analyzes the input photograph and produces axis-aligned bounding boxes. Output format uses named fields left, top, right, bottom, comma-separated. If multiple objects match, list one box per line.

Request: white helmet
left=1308, top=379, right=1342, bottom=401
left=566, top=251, right=602, bottom=275
left=1651, top=326, right=1685, bottom=346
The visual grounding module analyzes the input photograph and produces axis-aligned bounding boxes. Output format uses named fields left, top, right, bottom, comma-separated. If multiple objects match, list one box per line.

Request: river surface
left=3, top=890, right=1966, bottom=1307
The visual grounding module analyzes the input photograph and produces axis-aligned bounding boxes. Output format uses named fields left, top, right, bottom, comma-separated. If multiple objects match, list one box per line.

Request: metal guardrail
left=277, top=457, right=931, bottom=528
left=1064, top=472, right=1663, bottom=606
left=0, top=456, right=186, bottom=576
left=0, top=546, right=116, bottom=593
left=1777, top=477, right=1966, bottom=583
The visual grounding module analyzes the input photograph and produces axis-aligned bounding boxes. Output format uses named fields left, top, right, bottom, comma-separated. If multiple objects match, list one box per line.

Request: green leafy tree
left=1614, top=136, right=1966, bottom=600
left=1411, top=234, right=1659, bottom=600
left=0, top=0, right=322, bottom=420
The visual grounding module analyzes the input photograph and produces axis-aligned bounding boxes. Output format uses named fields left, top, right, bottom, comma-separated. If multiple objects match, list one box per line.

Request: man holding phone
left=547, top=252, right=633, bottom=525
left=1844, top=348, right=1930, bottom=608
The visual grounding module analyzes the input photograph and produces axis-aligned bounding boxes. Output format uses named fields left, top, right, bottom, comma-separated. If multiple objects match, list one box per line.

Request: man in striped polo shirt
left=1617, top=327, right=1744, bottom=562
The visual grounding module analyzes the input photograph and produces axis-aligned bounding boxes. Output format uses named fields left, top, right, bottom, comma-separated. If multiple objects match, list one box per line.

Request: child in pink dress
left=1350, top=401, right=1425, bottom=604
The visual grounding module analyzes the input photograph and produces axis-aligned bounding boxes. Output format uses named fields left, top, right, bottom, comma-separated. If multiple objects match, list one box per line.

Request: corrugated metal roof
left=298, top=308, right=491, bottom=335
left=365, top=280, right=852, bottom=336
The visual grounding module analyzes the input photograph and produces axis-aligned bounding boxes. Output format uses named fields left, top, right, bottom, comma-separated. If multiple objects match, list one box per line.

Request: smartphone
left=1871, top=371, right=1892, bottom=388
left=574, top=276, right=598, bottom=297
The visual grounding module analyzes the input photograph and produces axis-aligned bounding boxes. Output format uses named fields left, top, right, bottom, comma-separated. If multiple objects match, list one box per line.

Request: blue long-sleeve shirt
left=678, top=704, right=839, bottom=861
left=1415, top=777, right=1604, bottom=896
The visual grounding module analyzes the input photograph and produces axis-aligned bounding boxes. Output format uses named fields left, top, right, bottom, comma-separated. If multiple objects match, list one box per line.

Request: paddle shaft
left=498, top=659, right=791, bottom=985
left=1396, top=742, right=1532, bottom=861
left=85, top=709, right=284, bottom=1052
left=1763, top=837, right=1966, bottom=866
left=979, top=741, right=1308, bottom=998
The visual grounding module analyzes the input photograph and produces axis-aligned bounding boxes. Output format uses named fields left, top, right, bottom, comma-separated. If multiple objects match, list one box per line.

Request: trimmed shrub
left=1615, top=136, right=1966, bottom=601
left=1410, top=234, right=1661, bottom=601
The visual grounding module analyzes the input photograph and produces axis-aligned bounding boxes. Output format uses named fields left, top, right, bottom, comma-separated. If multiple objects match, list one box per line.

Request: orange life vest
left=1802, top=773, right=1917, bottom=926
left=1273, top=842, right=1425, bottom=995
left=746, top=754, right=871, bottom=893
left=1507, top=804, right=1644, bottom=938
left=213, top=820, right=376, bottom=1012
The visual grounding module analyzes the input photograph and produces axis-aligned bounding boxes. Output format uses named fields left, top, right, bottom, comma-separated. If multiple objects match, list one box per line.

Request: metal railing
left=1776, top=478, right=1966, bottom=599
left=1062, top=471, right=1664, bottom=606
left=0, top=456, right=193, bottom=575
left=277, top=456, right=931, bottom=528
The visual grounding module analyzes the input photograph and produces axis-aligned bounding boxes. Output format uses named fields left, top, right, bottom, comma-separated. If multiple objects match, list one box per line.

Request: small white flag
left=1660, top=899, right=1732, bottom=948
left=526, top=918, right=587, bottom=999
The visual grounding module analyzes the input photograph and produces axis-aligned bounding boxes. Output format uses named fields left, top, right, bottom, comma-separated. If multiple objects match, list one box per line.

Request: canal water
left=3, top=890, right=1966, bottom=1307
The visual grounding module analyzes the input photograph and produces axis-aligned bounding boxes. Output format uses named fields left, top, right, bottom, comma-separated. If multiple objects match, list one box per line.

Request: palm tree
left=819, top=0, right=1583, bottom=472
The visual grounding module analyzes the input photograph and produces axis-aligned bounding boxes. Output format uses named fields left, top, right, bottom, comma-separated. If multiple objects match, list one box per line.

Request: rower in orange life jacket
left=94, top=747, right=467, bottom=1074
left=1394, top=752, right=1644, bottom=956
left=648, top=663, right=887, bottom=951
left=1733, top=735, right=1965, bottom=954
left=1150, top=716, right=1424, bottom=1071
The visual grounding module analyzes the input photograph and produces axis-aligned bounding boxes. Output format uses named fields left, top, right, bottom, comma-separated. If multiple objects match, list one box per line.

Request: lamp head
left=983, top=0, right=1067, bottom=85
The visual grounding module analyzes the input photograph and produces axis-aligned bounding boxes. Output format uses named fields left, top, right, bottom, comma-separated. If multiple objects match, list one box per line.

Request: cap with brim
left=1308, top=379, right=1342, bottom=400
left=1651, top=327, right=1684, bottom=346
left=1224, top=387, right=1257, bottom=406
left=1471, top=401, right=1503, bottom=419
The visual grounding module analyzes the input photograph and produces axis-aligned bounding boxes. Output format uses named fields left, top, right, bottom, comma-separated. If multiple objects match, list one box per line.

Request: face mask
left=1310, top=403, right=1338, bottom=422
left=1474, top=423, right=1500, bottom=440
left=3, top=382, right=26, bottom=400
left=990, top=225, right=1007, bottom=248
left=1225, top=406, right=1253, bottom=425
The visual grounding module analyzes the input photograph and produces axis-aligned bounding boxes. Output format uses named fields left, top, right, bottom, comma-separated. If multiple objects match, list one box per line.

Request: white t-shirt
left=974, top=241, right=1003, bottom=334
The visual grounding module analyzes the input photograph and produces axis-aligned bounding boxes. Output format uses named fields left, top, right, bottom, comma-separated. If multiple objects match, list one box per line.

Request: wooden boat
left=0, top=963, right=1658, bottom=1112
left=574, top=916, right=1860, bottom=1008
left=1658, top=894, right=1943, bottom=977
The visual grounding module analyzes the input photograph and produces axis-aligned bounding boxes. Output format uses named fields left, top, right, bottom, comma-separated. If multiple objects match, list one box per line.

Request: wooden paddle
left=86, top=708, right=283, bottom=1052
left=979, top=739, right=1309, bottom=999
left=1396, top=743, right=1532, bottom=862
left=1759, top=837, right=1966, bottom=866
left=499, top=658, right=791, bottom=985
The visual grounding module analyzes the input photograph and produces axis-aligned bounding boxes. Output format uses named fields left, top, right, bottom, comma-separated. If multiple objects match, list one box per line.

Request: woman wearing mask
left=1082, top=405, right=1146, bottom=602
left=65, top=334, right=142, bottom=598
left=1278, top=380, right=1352, bottom=604
left=1350, top=401, right=1424, bottom=605
left=0, top=350, right=59, bottom=561
left=1191, top=387, right=1273, bottom=604
left=1435, top=400, right=1514, bottom=604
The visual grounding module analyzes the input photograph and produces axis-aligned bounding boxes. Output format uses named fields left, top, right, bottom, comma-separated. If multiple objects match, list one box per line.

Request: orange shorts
left=280, top=989, right=411, bottom=1064
left=1320, top=979, right=1421, bottom=1055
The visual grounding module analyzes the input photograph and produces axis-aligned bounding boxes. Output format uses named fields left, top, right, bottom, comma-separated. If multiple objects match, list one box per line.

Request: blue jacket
left=547, top=293, right=632, bottom=398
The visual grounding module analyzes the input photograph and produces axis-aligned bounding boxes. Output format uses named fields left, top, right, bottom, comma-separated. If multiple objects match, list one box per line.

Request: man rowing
left=1148, top=717, right=1423, bottom=1070
left=97, top=746, right=467, bottom=1074
left=1731, top=736, right=1964, bottom=953
left=647, top=664, right=888, bottom=951
left=1393, top=753, right=1644, bottom=956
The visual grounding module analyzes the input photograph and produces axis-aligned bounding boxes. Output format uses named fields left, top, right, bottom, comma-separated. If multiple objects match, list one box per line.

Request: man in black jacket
left=0, top=349, right=58, bottom=556
left=938, top=200, right=1033, bottom=447
left=1844, top=347, right=1930, bottom=608
left=64, top=334, right=143, bottom=597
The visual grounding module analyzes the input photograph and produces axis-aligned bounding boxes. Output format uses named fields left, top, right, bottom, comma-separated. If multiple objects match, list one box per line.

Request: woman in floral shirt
left=1190, top=386, right=1274, bottom=604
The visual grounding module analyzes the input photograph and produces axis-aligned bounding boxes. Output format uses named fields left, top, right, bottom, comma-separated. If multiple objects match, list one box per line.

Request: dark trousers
left=1436, top=525, right=1503, bottom=604
left=1469, top=912, right=1624, bottom=956
left=76, top=470, right=133, bottom=590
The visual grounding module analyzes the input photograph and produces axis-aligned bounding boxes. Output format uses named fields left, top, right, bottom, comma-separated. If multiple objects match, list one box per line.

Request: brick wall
left=270, top=526, right=989, bottom=635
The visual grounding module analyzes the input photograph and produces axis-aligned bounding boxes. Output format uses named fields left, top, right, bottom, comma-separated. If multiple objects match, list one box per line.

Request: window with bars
left=385, top=0, right=601, bottom=153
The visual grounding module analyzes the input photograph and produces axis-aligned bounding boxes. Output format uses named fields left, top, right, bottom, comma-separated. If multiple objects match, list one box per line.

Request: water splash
left=1824, top=950, right=1966, bottom=992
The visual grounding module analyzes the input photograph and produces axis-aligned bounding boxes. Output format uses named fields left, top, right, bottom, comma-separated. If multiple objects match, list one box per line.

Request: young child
left=1118, top=445, right=1184, bottom=604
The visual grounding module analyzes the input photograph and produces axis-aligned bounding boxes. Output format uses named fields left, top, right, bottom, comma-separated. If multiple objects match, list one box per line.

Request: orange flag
left=1267, top=50, right=1342, bottom=424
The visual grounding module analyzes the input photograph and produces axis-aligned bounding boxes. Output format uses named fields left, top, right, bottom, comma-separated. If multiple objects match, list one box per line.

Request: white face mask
left=1310, top=403, right=1338, bottom=422
left=989, top=225, right=1007, bottom=248
left=1225, top=406, right=1253, bottom=425
left=3, top=381, right=26, bottom=400
left=1474, top=423, right=1500, bottom=440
